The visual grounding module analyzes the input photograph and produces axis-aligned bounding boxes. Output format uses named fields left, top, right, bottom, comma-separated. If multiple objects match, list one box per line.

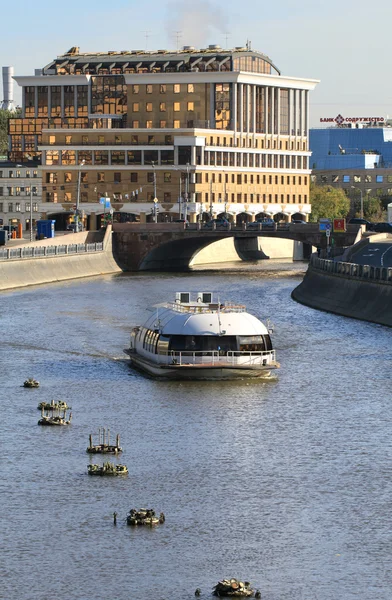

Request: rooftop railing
left=166, top=301, right=246, bottom=313
left=167, top=349, right=276, bottom=366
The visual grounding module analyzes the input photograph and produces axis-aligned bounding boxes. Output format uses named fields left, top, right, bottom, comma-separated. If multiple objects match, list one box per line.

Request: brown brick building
left=10, top=45, right=318, bottom=228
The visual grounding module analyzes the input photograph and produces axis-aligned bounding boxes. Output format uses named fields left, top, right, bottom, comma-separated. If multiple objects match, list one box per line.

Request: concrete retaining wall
left=292, top=265, right=392, bottom=327
left=0, top=227, right=121, bottom=291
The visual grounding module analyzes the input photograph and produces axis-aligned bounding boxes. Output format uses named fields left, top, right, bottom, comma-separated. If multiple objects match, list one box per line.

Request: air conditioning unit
left=197, top=292, right=212, bottom=303
left=176, top=292, right=190, bottom=303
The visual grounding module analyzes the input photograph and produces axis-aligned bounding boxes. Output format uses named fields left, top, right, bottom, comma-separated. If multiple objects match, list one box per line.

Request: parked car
left=203, top=219, right=230, bottom=229
left=248, top=218, right=275, bottom=229
left=291, top=219, right=307, bottom=225
left=372, top=222, right=392, bottom=233
left=348, top=218, right=374, bottom=231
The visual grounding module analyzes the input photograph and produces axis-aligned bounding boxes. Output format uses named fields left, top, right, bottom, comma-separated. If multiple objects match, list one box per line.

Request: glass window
left=164, top=173, right=171, bottom=183
left=160, top=85, right=166, bottom=93
left=132, top=85, right=139, bottom=94
left=174, top=102, right=180, bottom=112
left=161, top=150, right=174, bottom=165
left=160, top=120, right=166, bottom=128
left=146, top=85, right=153, bottom=94
left=174, top=84, right=180, bottom=93
left=187, top=84, right=194, bottom=93
left=343, top=175, right=350, bottom=183
left=94, top=150, right=109, bottom=165
left=132, top=103, right=139, bottom=112
left=187, top=102, right=194, bottom=111
left=127, top=150, right=142, bottom=164
left=65, top=135, right=72, bottom=145
left=131, top=135, right=138, bottom=144
left=97, top=172, right=105, bottom=182
left=148, top=135, right=155, bottom=144
left=146, top=121, right=153, bottom=128
left=146, top=102, right=153, bottom=112
left=174, top=120, right=180, bottom=129
left=114, top=172, right=121, bottom=183
left=144, top=150, right=158, bottom=165
left=130, top=173, right=138, bottom=183
left=112, top=151, right=125, bottom=164
left=132, top=120, right=139, bottom=128
left=160, top=102, right=166, bottom=112
left=376, top=175, right=383, bottom=183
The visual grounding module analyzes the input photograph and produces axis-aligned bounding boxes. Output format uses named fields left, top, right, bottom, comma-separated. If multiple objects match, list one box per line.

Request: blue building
left=309, top=126, right=392, bottom=202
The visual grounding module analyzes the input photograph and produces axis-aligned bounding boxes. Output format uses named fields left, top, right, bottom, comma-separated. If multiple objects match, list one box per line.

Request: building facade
left=310, top=125, right=392, bottom=200
left=10, top=45, right=318, bottom=227
left=0, top=162, right=41, bottom=229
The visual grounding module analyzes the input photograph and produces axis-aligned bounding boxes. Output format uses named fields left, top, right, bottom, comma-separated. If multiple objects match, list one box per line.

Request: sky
left=1, top=0, right=392, bottom=127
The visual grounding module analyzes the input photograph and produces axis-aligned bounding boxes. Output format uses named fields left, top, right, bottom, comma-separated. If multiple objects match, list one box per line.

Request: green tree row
left=309, top=184, right=389, bottom=222
left=0, top=109, right=21, bottom=155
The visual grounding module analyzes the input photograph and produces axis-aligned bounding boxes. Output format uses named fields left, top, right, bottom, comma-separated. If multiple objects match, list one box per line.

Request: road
left=351, top=241, right=392, bottom=267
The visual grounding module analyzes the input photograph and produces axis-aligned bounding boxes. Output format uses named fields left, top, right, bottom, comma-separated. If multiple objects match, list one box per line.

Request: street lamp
left=76, top=159, right=85, bottom=232
left=152, top=161, right=158, bottom=223
left=351, top=185, right=363, bottom=220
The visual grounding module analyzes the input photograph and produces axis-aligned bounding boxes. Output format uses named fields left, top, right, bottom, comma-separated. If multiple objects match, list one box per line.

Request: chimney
left=1, top=66, right=15, bottom=111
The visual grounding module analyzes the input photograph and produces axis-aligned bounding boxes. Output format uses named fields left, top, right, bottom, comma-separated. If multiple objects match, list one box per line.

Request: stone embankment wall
left=0, top=227, right=121, bottom=291
left=292, top=256, right=392, bottom=327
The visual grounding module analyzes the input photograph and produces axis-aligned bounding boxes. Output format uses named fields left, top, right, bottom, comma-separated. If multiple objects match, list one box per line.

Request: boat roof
left=142, top=302, right=268, bottom=336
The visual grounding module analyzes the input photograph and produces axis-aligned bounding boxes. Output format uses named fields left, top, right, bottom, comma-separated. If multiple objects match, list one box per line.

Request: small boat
left=86, top=428, right=122, bottom=454
left=212, top=579, right=257, bottom=597
left=37, top=400, right=71, bottom=411
left=124, top=291, right=279, bottom=380
left=126, top=508, right=165, bottom=526
left=24, top=378, right=39, bottom=388
left=87, top=461, right=128, bottom=476
left=38, top=407, right=72, bottom=426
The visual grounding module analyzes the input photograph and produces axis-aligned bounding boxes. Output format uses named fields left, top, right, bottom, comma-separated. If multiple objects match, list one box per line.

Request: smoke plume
left=166, top=0, right=230, bottom=49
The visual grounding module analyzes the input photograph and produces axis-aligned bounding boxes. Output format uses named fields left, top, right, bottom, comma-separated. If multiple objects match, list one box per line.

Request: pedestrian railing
left=310, top=254, right=392, bottom=285
left=0, top=242, right=104, bottom=261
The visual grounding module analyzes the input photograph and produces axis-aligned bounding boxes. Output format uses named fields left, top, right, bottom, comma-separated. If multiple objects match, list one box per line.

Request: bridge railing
left=0, top=242, right=104, bottom=262
left=310, top=254, right=392, bottom=285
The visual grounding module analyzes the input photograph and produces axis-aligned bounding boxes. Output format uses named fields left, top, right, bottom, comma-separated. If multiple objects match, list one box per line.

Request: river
left=2, top=261, right=391, bottom=600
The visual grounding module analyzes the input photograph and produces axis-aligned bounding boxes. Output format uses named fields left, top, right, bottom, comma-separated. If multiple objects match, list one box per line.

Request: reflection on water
left=2, top=262, right=392, bottom=600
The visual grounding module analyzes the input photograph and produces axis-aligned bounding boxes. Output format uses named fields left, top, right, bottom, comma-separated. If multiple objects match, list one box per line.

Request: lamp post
left=351, top=185, right=363, bottom=220
left=152, top=161, right=158, bottom=223
left=29, top=186, right=33, bottom=242
left=76, top=159, right=85, bottom=232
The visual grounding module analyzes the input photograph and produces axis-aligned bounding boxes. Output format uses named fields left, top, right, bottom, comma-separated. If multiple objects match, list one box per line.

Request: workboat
left=124, top=292, right=279, bottom=380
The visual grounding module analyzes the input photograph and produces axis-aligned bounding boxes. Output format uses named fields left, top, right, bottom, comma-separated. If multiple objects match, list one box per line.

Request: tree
left=361, top=196, right=384, bottom=221
left=309, top=184, right=350, bottom=222
left=0, top=109, right=21, bottom=155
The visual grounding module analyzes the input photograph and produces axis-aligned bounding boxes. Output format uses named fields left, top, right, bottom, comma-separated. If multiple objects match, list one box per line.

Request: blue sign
left=99, top=197, right=105, bottom=205
left=105, top=199, right=111, bottom=209
left=319, top=220, right=332, bottom=232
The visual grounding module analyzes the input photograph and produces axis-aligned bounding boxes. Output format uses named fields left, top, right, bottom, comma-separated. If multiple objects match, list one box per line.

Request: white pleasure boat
left=124, top=292, right=279, bottom=380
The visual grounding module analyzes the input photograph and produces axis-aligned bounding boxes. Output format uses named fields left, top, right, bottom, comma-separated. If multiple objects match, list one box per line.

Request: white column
left=252, top=85, right=256, bottom=134
left=293, top=90, right=298, bottom=137
left=246, top=84, right=250, bottom=133
left=232, top=82, right=237, bottom=133
left=264, top=87, right=269, bottom=135
left=299, top=90, right=304, bottom=138
left=305, top=90, right=309, bottom=139
left=239, top=83, right=244, bottom=134
left=288, top=89, right=292, bottom=136
left=191, top=146, right=196, bottom=165
left=271, top=87, right=275, bottom=136
left=276, top=87, right=281, bottom=137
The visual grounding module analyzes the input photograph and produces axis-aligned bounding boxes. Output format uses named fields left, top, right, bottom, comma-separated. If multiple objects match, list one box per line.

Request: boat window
left=169, top=335, right=237, bottom=352
left=238, top=335, right=268, bottom=352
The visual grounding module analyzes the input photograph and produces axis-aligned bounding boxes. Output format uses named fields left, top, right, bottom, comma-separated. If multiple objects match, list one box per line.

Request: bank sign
left=320, top=114, right=385, bottom=125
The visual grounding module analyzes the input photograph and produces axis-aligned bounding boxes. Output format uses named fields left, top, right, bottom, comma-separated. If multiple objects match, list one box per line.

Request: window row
left=204, top=193, right=308, bottom=204
left=202, top=173, right=308, bottom=186
left=0, top=187, right=39, bottom=197
left=314, top=173, right=391, bottom=184
left=46, top=149, right=175, bottom=166
left=49, top=134, right=173, bottom=145
left=131, top=101, right=195, bottom=112
left=131, top=84, right=195, bottom=95
left=0, top=202, right=39, bottom=212
left=204, top=151, right=308, bottom=170
left=0, top=170, right=39, bottom=179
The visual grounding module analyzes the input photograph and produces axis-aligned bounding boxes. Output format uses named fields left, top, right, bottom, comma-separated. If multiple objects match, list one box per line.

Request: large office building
left=9, top=45, right=318, bottom=228
left=310, top=122, right=392, bottom=198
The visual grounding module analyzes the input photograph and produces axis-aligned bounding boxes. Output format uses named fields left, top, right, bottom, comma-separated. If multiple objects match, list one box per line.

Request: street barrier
left=310, top=255, right=392, bottom=284
left=0, top=242, right=104, bottom=261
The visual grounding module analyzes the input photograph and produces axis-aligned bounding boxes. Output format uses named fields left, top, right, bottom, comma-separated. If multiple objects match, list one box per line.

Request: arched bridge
left=112, top=222, right=361, bottom=271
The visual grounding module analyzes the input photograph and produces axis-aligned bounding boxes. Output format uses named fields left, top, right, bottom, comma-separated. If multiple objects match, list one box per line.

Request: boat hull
left=128, top=353, right=277, bottom=380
